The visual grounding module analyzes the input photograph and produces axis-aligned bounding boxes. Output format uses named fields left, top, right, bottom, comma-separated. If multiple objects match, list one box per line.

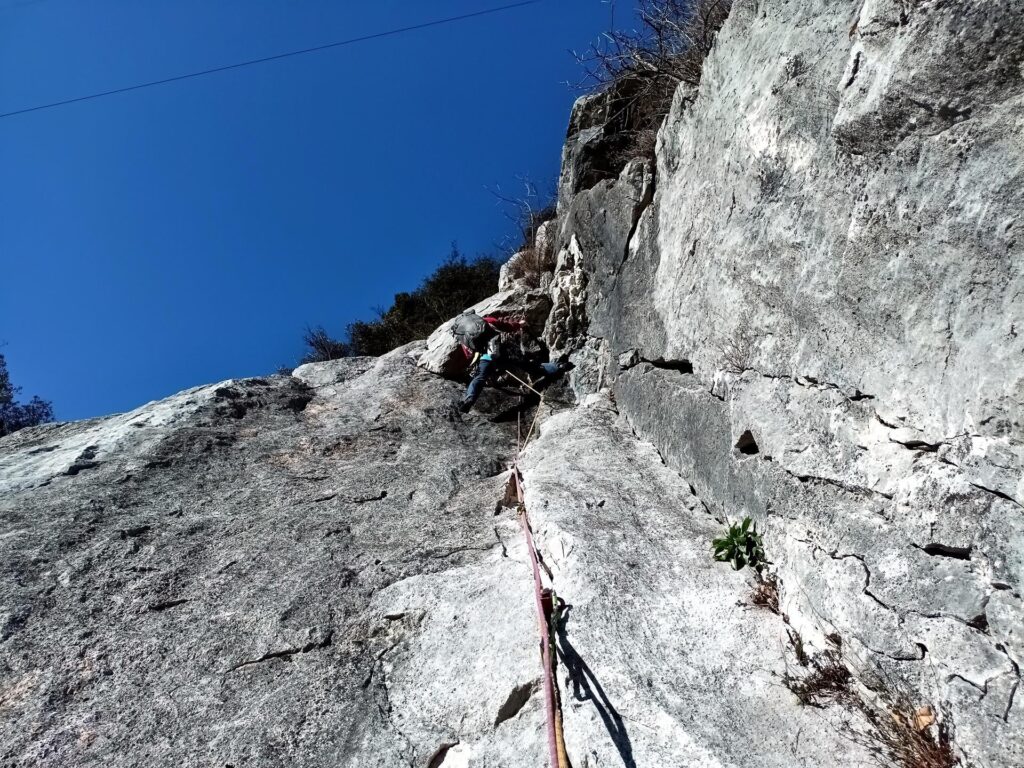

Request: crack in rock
left=913, top=542, right=972, bottom=561
left=787, top=468, right=893, bottom=500
left=968, top=481, right=1021, bottom=508
left=147, top=598, right=189, bottom=612
left=351, top=490, right=389, bottom=504
left=367, top=641, right=417, bottom=767
left=227, top=632, right=333, bottom=673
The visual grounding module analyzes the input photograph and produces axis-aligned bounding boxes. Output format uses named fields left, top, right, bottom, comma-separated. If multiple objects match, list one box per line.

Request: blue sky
left=0, top=0, right=620, bottom=420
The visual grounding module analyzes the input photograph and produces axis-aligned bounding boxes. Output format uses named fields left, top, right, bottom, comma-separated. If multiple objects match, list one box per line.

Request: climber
left=450, top=310, right=570, bottom=413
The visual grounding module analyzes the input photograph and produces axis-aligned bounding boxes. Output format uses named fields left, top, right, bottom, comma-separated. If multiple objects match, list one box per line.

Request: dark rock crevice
left=147, top=598, right=189, bottom=612
left=914, top=542, right=972, bottom=560
left=785, top=467, right=894, bottom=501
left=644, top=357, right=694, bottom=374
left=227, top=631, right=334, bottom=673
left=967, top=481, right=1021, bottom=508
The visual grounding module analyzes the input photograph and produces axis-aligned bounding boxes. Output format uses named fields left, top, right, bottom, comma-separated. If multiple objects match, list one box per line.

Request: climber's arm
left=482, top=315, right=527, bottom=334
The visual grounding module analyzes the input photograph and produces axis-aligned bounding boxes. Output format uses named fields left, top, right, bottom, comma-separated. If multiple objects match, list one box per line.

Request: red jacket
left=481, top=315, right=523, bottom=333
left=457, top=315, right=524, bottom=363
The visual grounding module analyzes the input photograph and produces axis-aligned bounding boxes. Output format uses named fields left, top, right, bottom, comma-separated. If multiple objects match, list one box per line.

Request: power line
left=0, top=0, right=541, bottom=120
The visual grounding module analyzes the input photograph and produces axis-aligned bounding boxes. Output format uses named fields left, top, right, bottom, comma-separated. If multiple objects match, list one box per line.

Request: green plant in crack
left=712, top=517, right=766, bottom=571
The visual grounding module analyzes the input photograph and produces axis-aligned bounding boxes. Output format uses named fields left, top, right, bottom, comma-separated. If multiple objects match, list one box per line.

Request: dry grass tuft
left=507, top=242, right=557, bottom=287
left=781, top=630, right=962, bottom=767
left=784, top=647, right=853, bottom=708
left=855, top=696, right=961, bottom=768
left=748, top=571, right=780, bottom=614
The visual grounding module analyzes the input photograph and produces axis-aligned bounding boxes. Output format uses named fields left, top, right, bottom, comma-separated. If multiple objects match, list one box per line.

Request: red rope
left=512, top=466, right=562, bottom=767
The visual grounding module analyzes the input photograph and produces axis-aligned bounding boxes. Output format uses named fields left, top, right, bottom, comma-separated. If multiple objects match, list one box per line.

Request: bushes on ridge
left=574, top=0, right=733, bottom=162
left=298, top=247, right=501, bottom=363
left=0, top=353, right=55, bottom=437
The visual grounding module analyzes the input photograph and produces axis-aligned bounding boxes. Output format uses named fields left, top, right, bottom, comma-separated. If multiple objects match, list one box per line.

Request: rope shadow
left=555, top=604, right=636, bottom=768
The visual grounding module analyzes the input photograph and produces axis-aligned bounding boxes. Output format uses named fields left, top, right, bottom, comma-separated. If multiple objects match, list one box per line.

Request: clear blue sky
left=0, top=0, right=621, bottom=421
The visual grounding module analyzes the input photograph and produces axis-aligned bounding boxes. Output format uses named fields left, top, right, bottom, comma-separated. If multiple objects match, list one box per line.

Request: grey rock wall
left=518, top=394, right=873, bottom=766
left=0, top=350, right=552, bottom=767
left=4, top=0, right=1023, bottom=764
left=543, top=0, right=1024, bottom=764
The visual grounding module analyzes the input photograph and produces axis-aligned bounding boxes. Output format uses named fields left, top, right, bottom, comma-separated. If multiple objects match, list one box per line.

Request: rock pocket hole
left=920, top=543, right=971, bottom=560
left=648, top=358, right=694, bottom=374
left=735, top=430, right=760, bottom=456
left=493, top=681, right=537, bottom=727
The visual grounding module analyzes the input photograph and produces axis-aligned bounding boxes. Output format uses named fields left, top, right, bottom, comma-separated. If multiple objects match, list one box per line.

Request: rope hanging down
left=498, top=333, right=568, bottom=765
left=511, top=465, right=569, bottom=768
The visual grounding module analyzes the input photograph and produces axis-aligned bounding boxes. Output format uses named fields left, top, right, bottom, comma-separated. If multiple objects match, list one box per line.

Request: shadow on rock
left=555, top=604, right=636, bottom=768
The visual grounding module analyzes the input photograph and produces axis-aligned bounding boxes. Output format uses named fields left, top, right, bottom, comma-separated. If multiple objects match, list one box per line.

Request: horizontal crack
left=913, top=542, right=971, bottom=560
left=968, top=481, right=1021, bottom=508
left=228, top=633, right=333, bottom=672
left=352, top=490, right=389, bottom=504
left=788, top=469, right=893, bottom=500
left=147, top=598, right=189, bottom=612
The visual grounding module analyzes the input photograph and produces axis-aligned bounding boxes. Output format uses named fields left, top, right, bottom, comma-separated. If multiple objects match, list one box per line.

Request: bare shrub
left=573, top=0, right=733, bottom=161
left=720, top=324, right=756, bottom=373
left=780, top=630, right=961, bottom=767
left=300, top=326, right=351, bottom=364
left=491, top=178, right=559, bottom=286
left=578, top=0, right=733, bottom=88
left=851, top=680, right=962, bottom=768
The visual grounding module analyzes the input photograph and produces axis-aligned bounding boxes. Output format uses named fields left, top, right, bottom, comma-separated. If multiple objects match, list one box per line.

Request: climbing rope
left=503, top=368, right=546, bottom=451
left=481, top=330, right=568, bottom=765
left=511, top=466, right=569, bottom=768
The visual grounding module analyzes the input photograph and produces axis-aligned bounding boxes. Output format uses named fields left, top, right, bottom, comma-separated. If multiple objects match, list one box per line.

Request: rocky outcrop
left=519, top=394, right=872, bottom=765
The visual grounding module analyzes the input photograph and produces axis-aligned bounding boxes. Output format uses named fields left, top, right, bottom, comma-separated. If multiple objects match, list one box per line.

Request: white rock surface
left=519, top=396, right=872, bottom=766
left=4, top=0, right=1023, bottom=764
left=541, top=0, right=1024, bottom=764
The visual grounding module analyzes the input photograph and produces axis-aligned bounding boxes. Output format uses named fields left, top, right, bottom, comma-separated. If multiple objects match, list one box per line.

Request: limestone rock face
left=518, top=395, right=872, bottom=766
left=0, top=348, right=550, bottom=767
left=3, top=0, right=1023, bottom=764
left=545, top=0, right=1024, bottom=764
left=650, top=0, right=1023, bottom=441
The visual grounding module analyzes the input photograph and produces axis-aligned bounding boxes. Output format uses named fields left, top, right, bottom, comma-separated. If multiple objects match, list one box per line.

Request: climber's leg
left=460, top=357, right=496, bottom=412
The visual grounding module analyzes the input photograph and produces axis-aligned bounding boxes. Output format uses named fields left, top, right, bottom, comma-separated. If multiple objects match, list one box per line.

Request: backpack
left=451, top=310, right=492, bottom=353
